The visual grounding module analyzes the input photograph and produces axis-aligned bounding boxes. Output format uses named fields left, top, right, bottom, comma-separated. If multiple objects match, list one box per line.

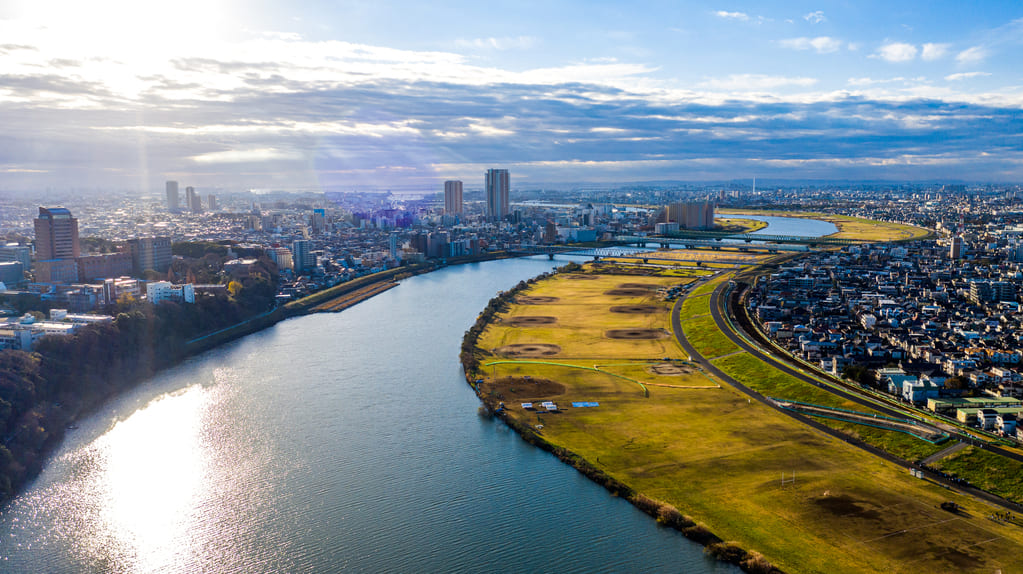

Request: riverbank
left=462, top=261, right=1023, bottom=573
left=460, top=264, right=780, bottom=573
left=0, top=251, right=526, bottom=508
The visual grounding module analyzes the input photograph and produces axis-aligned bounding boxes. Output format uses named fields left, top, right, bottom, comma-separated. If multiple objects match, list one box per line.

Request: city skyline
left=1, top=1, right=1023, bottom=193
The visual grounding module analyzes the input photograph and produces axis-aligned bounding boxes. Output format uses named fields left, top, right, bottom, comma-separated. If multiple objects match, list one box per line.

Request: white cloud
left=946, top=71, right=991, bottom=81
left=780, top=36, right=842, bottom=54
left=921, top=43, right=950, bottom=61
left=467, top=120, right=515, bottom=137
left=873, top=42, right=918, bottom=62
left=956, top=46, right=988, bottom=64
left=455, top=36, right=538, bottom=51
left=191, top=148, right=304, bottom=164
left=847, top=77, right=906, bottom=87
left=715, top=10, right=749, bottom=21
left=803, top=11, right=826, bottom=24
left=698, top=74, right=818, bottom=90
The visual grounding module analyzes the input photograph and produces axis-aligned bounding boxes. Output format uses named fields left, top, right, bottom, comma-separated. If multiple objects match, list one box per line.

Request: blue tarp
left=571, top=402, right=600, bottom=408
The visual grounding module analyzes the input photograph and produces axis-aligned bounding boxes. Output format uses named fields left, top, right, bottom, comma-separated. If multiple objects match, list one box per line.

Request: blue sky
left=1, top=0, right=1022, bottom=192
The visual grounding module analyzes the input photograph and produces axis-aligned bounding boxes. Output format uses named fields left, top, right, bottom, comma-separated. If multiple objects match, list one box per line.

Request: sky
left=1, top=0, right=1023, bottom=193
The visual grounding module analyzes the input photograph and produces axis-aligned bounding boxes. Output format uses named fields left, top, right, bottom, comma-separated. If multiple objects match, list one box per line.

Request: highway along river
left=0, top=256, right=740, bottom=573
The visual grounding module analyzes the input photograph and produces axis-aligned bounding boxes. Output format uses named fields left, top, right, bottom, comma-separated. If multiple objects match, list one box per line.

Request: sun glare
left=86, top=385, right=213, bottom=572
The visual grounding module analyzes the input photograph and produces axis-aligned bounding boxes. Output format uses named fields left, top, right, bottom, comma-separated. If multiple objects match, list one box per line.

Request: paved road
left=670, top=280, right=1023, bottom=513
left=921, top=441, right=969, bottom=466
left=711, top=282, right=1023, bottom=468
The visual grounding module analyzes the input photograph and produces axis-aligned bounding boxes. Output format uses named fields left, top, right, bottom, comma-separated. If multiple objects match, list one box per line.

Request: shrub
left=682, top=522, right=722, bottom=545
left=706, top=541, right=748, bottom=564
left=740, top=551, right=782, bottom=574
left=655, top=504, right=694, bottom=529
left=631, top=494, right=661, bottom=516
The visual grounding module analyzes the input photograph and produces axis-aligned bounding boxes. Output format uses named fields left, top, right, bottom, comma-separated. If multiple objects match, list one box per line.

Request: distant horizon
left=2, top=2, right=1023, bottom=189
left=1, top=176, right=1020, bottom=199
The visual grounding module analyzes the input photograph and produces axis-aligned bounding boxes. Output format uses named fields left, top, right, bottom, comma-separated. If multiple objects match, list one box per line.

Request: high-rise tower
left=166, top=181, right=180, bottom=211
left=444, top=180, right=463, bottom=215
left=186, top=186, right=202, bottom=214
left=485, top=169, right=509, bottom=220
left=34, top=207, right=80, bottom=260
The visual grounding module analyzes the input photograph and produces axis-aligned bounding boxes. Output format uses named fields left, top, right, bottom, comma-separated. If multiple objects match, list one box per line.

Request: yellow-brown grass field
left=473, top=264, right=1023, bottom=574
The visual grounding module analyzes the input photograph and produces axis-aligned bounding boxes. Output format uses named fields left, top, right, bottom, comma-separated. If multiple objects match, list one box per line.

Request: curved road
left=711, top=281, right=1023, bottom=468
left=670, top=277, right=1023, bottom=513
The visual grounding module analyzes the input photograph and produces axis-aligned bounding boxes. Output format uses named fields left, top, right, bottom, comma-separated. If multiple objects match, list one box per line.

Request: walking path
left=921, top=441, right=969, bottom=466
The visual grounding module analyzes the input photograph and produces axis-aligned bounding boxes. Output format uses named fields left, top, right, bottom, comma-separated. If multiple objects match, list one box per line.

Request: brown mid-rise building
left=34, top=207, right=80, bottom=260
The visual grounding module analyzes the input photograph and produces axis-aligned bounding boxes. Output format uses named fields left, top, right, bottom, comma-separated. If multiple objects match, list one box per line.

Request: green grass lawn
left=683, top=314, right=742, bottom=358
left=935, top=447, right=1023, bottom=504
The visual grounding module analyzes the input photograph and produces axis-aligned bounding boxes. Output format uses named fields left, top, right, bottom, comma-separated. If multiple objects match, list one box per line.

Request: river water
left=0, top=257, right=739, bottom=573
left=745, top=215, right=838, bottom=237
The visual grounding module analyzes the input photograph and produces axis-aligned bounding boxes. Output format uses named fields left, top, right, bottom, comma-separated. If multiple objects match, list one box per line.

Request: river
left=745, top=215, right=838, bottom=237
left=0, top=257, right=738, bottom=573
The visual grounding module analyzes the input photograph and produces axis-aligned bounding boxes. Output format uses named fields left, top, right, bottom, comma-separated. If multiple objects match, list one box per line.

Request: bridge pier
left=593, top=255, right=600, bottom=261
left=547, top=253, right=555, bottom=260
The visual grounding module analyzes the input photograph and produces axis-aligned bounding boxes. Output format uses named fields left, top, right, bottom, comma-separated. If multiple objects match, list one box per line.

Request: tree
left=945, top=376, right=969, bottom=390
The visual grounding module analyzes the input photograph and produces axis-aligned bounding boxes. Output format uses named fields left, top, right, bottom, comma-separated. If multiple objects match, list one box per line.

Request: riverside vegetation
left=0, top=242, right=283, bottom=503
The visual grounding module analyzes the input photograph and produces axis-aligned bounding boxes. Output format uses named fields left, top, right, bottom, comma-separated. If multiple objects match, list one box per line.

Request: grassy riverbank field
left=470, top=262, right=1023, bottom=574
left=718, top=209, right=932, bottom=242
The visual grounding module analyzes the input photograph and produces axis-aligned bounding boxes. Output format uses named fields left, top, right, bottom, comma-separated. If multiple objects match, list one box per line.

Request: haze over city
left=2, top=0, right=1023, bottom=193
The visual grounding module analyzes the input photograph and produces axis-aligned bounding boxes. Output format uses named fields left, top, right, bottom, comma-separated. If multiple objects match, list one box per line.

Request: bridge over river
left=507, top=244, right=764, bottom=266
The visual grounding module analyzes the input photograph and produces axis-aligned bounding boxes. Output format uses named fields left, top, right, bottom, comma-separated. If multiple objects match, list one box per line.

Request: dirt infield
left=505, top=316, right=558, bottom=326
left=604, top=289, right=654, bottom=297
left=605, top=329, right=669, bottom=340
left=616, top=283, right=659, bottom=290
left=648, top=363, right=690, bottom=375
left=494, top=343, right=562, bottom=357
left=609, top=305, right=661, bottom=314
left=483, top=376, right=566, bottom=400
left=516, top=296, right=560, bottom=304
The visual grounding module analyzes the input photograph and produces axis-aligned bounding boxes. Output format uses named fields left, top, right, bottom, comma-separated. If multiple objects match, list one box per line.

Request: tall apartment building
left=444, top=180, right=463, bottom=214
left=485, top=169, right=509, bottom=220
left=667, top=201, right=715, bottom=230
left=34, top=207, right=81, bottom=283
left=127, top=237, right=172, bottom=276
left=208, top=194, right=217, bottom=211
left=185, top=186, right=203, bottom=214
left=267, top=247, right=294, bottom=271
left=971, top=280, right=1016, bottom=304
left=34, top=207, right=80, bottom=260
left=949, top=235, right=964, bottom=259
left=292, top=240, right=315, bottom=274
left=166, top=181, right=180, bottom=211
left=310, top=210, right=326, bottom=235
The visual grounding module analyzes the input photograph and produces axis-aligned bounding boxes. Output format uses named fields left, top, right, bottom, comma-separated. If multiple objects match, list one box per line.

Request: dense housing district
left=750, top=226, right=1023, bottom=439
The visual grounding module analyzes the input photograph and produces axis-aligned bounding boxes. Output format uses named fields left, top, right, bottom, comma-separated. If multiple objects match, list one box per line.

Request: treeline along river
left=0, top=257, right=737, bottom=573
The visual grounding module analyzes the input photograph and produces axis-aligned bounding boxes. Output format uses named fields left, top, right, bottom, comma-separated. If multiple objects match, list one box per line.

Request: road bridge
left=507, top=245, right=759, bottom=266
left=613, top=236, right=808, bottom=253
